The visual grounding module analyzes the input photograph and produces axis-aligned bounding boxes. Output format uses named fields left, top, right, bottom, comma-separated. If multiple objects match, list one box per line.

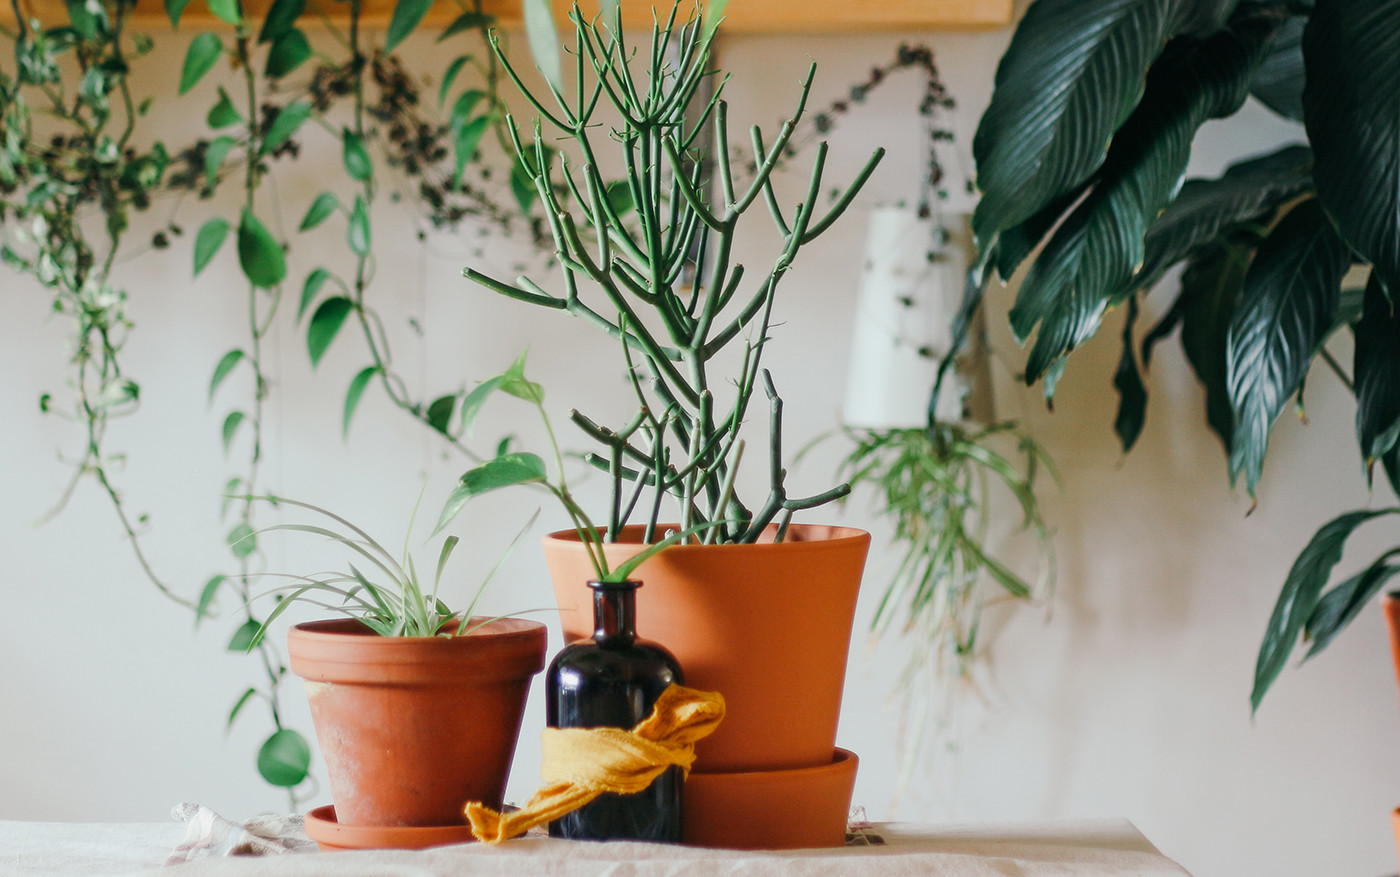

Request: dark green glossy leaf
left=299, top=192, right=339, bottom=232
left=226, top=687, right=257, bottom=729
left=299, top=268, right=330, bottom=320
left=1010, top=7, right=1286, bottom=386
left=1252, top=507, right=1399, bottom=711
left=307, top=297, right=354, bottom=367
left=221, top=410, right=245, bottom=455
left=385, top=0, right=434, bottom=53
left=426, top=394, right=456, bottom=436
left=439, top=12, right=492, bottom=42
left=1134, top=144, right=1313, bottom=291
left=1226, top=199, right=1349, bottom=494
left=227, top=618, right=260, bottom=651
left=523, top=0, right=562, bottom=92
left=262, top=101, right=311, bottom=154
left=206, top=0, right=240, bottom=25
left=1179, top=237, right=1255, bottom=455
left=237, top=209, right=286, bottom=289
left=166, top=0, right=194, bottom=27
left=206, top=87, right=241, bottom=128
left=204, top=136, right=235, bottom=188
left=348, top=197, right=370, bottom=256
left=1305, top=559, right=1400, bottom=659
left=258, top=0, right=304, bottom=44
left=193, top=217, right=229, bottom=276
left=209, top=349, right=244, bottom=402
left=1304, top=0, right=1400, bottom=298
left=449, top=89, right=486, bottom=129
left=972, top=0, right=1200, bottom=254
left=1249, top=12, right=1304, bottom=120
left=179, top=33, right=222, bottom=95
left=67, top=0, right=103, bottom=38
left=438, top=55, right=470, bottom=105
left=453, top=115, right=490, bottom=178
left=195, top=575, right=226, bottom=626
left=434, top=452, right=547, bottom=535
left=265, top=29, right=311, bottom=79
left=257, top=729, right=311, bottom=787
left=991, top=182, right=1091, bottom=283
left=1384, top=446, right=1400, bottom=498
left=1354, top=274, right=1400, bottom=471
left=1113, top=297, right=1147, bottom=451
left=342, top=129, right=372, bottom=181
left=343, top=366, right=379, bottom=438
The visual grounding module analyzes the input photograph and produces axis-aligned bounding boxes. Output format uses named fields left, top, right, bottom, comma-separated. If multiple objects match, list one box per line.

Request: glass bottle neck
left=590, top=581, right=639, bottom=646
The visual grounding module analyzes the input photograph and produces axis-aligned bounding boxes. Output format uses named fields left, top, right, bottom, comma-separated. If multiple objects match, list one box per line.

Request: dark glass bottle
left=546, top=579, right=683, bottom=841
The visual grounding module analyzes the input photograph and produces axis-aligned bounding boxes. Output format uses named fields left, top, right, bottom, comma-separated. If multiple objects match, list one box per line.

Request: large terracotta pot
left=287, top=617, right=547, bottom=828
left=542, top=524, right=869, bottom=773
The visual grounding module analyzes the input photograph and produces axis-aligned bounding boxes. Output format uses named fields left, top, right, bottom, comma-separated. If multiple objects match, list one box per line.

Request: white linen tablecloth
left=0, top=818, right=1192, bottom=876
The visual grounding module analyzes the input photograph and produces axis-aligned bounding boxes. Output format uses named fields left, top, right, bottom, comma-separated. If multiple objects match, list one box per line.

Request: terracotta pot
left=542, top=524, right=869, bottom=773
left=681, top=749, right=857, bottom=849
left=287, top=617, right=547, bottom=828
left=1385, top=594, right=1400, bottom=699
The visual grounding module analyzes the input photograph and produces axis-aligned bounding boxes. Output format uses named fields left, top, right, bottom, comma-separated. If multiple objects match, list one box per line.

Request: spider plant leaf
left=1226, top=199, right=1349, bottom=495
left=606, top=520, right=731, bottom=583
left=433, top=535, right=460, bottom=596
left=1010, top=7, right=1287, bottom=387
left=257, top=729, right=310, bottom=787
left=1252, top=507, right=1400, bottom=712
left=1304, top=0, right=1400, bottom=299
left=1353, top=274, right=1400, bottom=473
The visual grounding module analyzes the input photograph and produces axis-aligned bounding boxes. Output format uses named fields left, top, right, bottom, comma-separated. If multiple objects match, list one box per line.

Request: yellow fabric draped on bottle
left=464, top=684, right=725, bottom=844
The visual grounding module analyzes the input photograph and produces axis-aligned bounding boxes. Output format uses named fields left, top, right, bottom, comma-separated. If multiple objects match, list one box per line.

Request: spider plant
left=836, top=420, right=1056, bottom=687
left=243, top=493, right=533, bottom=646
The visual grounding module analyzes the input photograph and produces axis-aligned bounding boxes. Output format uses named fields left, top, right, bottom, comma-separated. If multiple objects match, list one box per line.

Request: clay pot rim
left=545, top=524, right=870, bottom=552
left=686, top=747, right=856, bottom=783
left=288, top=616, right=547, bottom=681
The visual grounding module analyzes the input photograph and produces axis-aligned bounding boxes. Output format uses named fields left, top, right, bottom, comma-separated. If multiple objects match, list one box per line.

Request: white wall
left=1, top=16, right=1396, bottom=877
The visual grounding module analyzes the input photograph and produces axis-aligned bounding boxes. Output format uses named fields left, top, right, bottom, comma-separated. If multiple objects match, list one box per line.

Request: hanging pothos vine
left=4, top=0, right=973, bottom=804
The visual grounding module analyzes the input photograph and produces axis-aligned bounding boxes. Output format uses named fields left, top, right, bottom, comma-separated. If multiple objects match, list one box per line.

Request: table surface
left=0, top=818, right=1193, bottom=877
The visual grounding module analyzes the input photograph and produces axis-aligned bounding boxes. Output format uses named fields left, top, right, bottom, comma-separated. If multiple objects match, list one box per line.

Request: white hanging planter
left=842, top=206, right=970, bottom=429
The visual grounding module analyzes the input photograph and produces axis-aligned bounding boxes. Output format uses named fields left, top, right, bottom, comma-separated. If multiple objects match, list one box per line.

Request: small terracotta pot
left=1385, top=594, right=1400, bottom=700
left=288, top=617, right=547, bottom=828
left=682, top=749, right=858, bottom=849
left=542, top=524, right=868, bottom=773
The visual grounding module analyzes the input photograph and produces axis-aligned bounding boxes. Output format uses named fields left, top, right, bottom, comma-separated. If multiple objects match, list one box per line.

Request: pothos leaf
left=342, top=129, right=372, bottom=181
left=208, top=349, right=244, bottom=403
left=343, top=366, right=379, bottom=439
left=262, top=101, right=311, bottom=154
left=385, top=0, right=434, bottom=53
left=257, top=729, right=311, bottom=787
left=426, top=394, right=456, bottom=436
left=258, top=0, right=304, bottom=44
left=179, top=33, right=222, bottom=95
left=348, top=197, right=370, bottom=256
left=299, top=192, right=339, bottom=232
left=193, top=217, right=229, bottom=276
left=265, top=29, right=311, bottom=79
left=299, top=268, right=331, bottom=320
left=237, top=209, right=286, bottom=289
left=221, top=410, right=246, bottom=455
left=307, top=297, right=354, bottom=368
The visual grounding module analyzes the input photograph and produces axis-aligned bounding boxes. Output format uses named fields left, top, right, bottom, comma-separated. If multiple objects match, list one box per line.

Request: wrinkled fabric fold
left=465, top=685, right=725, bottom=844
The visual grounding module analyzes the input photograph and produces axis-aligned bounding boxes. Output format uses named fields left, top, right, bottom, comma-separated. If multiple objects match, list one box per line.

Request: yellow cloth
left=465, top=684, right=725, bottom=844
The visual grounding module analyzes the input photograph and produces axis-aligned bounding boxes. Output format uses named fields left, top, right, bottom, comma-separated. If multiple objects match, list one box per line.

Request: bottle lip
left=587, top=579, right=641, bottom=591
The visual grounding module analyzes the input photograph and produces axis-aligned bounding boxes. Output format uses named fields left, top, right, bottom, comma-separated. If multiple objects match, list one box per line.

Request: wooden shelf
left=4, top=0, right=1011, bottom=33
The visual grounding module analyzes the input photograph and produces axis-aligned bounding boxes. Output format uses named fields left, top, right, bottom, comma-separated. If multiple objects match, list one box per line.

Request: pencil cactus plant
left=459, top=2, right=883, bottom=544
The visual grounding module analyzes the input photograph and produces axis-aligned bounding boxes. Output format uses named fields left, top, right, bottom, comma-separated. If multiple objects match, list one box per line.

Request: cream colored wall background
left=1, top=15, right=1396, bottom=877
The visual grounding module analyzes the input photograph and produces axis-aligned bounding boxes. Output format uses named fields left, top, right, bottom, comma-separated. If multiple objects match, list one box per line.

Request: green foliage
left=307, top=297, right=354, bottom=367
left=970, top=0, right=1400, bottom=703
left=385, top=0, right=434, bottom=53
left=257, top=729, right=311, bottom=787
left=179, top=33, right=223, bottom=95
left=237, top=209, right=286, bottom=288
left=194, top=218, right=230, bottom=275
left=837, top=422, right=1056, bottom=684
left=465, top=1, right=882, bottom=545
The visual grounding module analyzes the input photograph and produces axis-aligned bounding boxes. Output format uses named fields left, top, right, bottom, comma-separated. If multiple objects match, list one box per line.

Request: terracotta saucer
left=303, top=804, right=478, bottom=851
left=682, top=748, right=858, bottom=850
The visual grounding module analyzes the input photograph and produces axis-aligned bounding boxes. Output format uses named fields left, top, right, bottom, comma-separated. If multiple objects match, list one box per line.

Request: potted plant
left=240, top=494, right=547, bottom=850
left=440, top=0, right=883, bottom=849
